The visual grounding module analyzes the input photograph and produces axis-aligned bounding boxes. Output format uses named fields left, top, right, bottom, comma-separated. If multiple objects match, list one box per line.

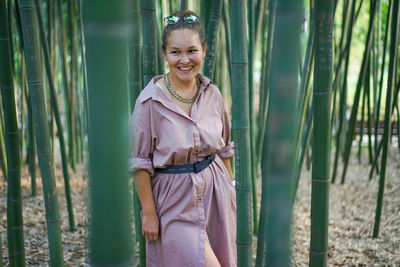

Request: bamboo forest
left=0, top=0, right=399, bottom=266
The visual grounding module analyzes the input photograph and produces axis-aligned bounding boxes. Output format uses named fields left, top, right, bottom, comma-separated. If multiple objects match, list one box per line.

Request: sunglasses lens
left=165, top=15, right=180, bottom=24
left=184, top=14, right=198, bottom=23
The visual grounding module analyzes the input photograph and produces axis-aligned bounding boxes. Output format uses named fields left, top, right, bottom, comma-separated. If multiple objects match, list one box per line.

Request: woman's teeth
left=179, top=66, right=192, bottom=71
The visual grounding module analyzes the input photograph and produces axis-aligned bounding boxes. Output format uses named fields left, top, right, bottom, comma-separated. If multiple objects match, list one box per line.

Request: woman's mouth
left=178, top=66, right=193, bottom=71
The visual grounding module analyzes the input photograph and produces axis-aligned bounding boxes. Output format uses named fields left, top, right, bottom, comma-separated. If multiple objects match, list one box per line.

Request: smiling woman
left=130, top=10, right=237, bottom=267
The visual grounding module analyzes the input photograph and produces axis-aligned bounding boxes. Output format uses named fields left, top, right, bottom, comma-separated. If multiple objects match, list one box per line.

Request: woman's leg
left=205, top=239, right=221, bottom=267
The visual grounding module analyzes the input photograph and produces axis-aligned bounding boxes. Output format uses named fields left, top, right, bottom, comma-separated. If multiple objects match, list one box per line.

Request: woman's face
left=163, top=29, right=206, bottom=84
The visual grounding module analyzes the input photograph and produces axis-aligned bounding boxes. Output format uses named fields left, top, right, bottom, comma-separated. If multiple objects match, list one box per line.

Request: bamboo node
left=310, top=249, right=327, bottom=255
left=312, top=178, right=330, bottom=183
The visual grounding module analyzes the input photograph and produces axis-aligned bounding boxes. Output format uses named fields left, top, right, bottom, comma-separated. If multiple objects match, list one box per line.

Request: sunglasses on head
left=164, top=14, right=199, bottom=24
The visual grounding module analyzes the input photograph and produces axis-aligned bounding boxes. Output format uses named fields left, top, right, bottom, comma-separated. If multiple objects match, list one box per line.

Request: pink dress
left=129, top=74, right=237, bottom=267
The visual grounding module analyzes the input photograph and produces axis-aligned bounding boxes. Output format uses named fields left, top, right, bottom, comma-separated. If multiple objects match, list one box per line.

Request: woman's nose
left=180, top=54, right=190, bottom=63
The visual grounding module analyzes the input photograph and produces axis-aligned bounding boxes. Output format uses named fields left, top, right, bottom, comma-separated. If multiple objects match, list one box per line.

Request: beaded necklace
left=163, top=73, right=200, bottom=103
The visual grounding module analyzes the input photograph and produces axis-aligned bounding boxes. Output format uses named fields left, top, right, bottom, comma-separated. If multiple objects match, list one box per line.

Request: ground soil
left=0, top=148, right=399, bottom=266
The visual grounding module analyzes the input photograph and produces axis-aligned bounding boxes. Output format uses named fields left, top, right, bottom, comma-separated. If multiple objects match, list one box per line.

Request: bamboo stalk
left=331, top=0, right=356, bottom=183
left=84, top=0, right=133, bottom=265
left=230, top=0, right=252, bottom=265
left=247, top=0, right=259, bottom=236
left=309, top=0, right=334, bottom=265
left=67, top=0, right=78, bottom=171
left=340, top=0, right=379, bottom=184
left=259, top=1, right=303, bottom=265
left=0, top=105, right=7, bottom=182
left=25, top=88, right=37, bottom=196
left=129, top=0, right=144, bottom=264
left=56, top=0, right=73, bottom=171
left=374, top=0, right=392, bottom=165
left=179, top=0, right=187, bottom=10
left=34, top=0, right=76, bottom=231
left=255, top=0, right=276, bottom=166
left=141, top=0, right=158, bottom=86
left=0, top=1, right=26, bottom=265
left=18, top=0, right=64, bottom=264
left=203, top=0, right=223, bottom=80
left=373, top=0, right=400, bottom=238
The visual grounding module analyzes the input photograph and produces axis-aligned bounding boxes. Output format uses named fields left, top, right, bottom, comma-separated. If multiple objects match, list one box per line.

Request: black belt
left=155, top=154, right=216, bottom=174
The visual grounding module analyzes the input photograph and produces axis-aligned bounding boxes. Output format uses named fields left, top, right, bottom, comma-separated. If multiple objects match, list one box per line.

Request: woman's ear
left=162, top=48, right=168, bottom=61
left=202, top=44, right=207, bottom=59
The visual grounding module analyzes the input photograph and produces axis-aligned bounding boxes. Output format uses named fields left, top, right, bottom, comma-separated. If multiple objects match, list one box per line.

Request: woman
left=130, top=10, right=236, bottom=267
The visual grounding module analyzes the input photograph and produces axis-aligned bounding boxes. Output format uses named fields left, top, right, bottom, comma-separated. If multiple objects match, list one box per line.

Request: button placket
left=193, top=124, right=201, bottom=162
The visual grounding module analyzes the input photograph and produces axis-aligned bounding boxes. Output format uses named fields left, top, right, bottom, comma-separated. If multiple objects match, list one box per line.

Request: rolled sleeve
left=129, top=157, right=154, bottom=176
left=129, top=99, right=155, bottom=175
left=218, top=141, right=234, bottom=159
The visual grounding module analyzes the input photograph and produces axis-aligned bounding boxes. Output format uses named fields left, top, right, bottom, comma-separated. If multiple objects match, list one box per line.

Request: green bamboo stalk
left=230, top=0, right=252, bottom=265
left=129, top=0, right=144, bottom=264
left=129, top=1, right=142, bottom=110
left=254, top=0, right=267, bottom=45
left=259, top=1, right=303, bottom=266
left=34, top=0, right=76, bottom=231
left=255, top=0, right=276, bottom=166
left=247, top=0, right=259, bottom=236
left=139, top=0, right=159, bottom=262
left=75, top=0, right=89, bottom=165
left=84, top=1, right=133, bottom=265
left=25, top=89, right=37, bottom=196
left=18, top=0, right=64, bottom=265
left=373, top=0, right=399, bottom=238
left=179, top=0, right=187, bottom=10
left=292, top=103, right=313, bottom=205
left=0, top=105, right=7, bottom=181
left=374, top=0, right=392, bottom=163
left=0, top=1, right=26, bottom=265
left=396, top=104, right=400, bottom=149
left=341, top=0, right=378, bottom=184
left=203, top=0, right=222, bottom=80
left=7, top=0, right=16, bottom=77
left=221, top=0, right=232, bottom=77
left=309, top=0, right=333, bottom=265
left=6, top=195, right=15, bottom=267
left=358, top=85, right=366, bottom=163
left=331, top=0, right=356, bottom=184
left=366, top=76, right=373, bottom=164
left=294, top=1, right=314, bottom=175
left=202, top=0, right=212, bottom=32
left=56, top=0, right=73, bottom=172
left=77, top=0, right=89, bottom=136
left=67, top=0, right=78, bottom=171
left=141, top=0, right=158, bottom=86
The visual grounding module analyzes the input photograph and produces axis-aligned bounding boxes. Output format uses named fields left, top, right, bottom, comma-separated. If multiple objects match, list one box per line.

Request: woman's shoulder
left=136, top=75, right=164, bottom=104
left=197, top=73, right=222, bottom=96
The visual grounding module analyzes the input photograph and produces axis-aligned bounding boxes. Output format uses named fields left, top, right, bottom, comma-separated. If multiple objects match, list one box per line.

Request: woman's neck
left=168, top=73, right=197, bottom=93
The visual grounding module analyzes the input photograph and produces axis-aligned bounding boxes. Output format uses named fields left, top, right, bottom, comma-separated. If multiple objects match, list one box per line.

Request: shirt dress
left=129, top=73, right=237, bottom=267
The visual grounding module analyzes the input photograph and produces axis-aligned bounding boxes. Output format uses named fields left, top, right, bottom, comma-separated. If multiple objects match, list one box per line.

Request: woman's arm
left=133, top=169, right=159, bottom=241
left=222, top=158, right=234, bottom=182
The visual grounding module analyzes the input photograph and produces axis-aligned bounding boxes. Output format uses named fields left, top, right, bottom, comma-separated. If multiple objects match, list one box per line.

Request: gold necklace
left=164, top=73, right=200, bottom=103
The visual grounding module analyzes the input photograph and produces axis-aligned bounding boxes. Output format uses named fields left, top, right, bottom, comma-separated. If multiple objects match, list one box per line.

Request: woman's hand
left=142, top=211, right=160, bottom=242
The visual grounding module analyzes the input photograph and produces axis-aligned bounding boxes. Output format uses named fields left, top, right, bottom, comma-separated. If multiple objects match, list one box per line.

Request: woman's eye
left=171, top=51, right=179, bottom=54
left=189, top=49, right=198, bottom=53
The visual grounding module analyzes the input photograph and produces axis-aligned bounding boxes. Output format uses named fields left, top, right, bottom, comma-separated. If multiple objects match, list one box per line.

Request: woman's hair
left=161, top=10, right=206, bottom=51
